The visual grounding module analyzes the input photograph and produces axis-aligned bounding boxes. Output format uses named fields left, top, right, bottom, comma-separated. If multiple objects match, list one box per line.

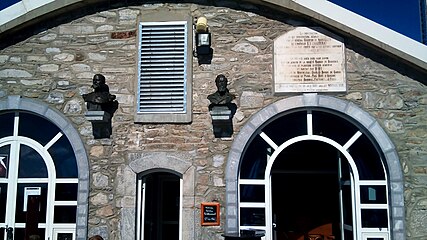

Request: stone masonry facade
left=0, top=2, right=427, bottom=240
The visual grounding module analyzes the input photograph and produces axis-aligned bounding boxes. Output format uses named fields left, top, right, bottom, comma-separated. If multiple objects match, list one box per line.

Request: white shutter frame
left=135, top=19, right=192, bottom=123
left=137, top=21, right=188, bottom=113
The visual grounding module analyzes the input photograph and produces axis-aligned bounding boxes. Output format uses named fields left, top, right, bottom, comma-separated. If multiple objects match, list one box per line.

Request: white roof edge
left=290, top=0, right=427, bottom=69
left=0, top=0, right=82, bottom=33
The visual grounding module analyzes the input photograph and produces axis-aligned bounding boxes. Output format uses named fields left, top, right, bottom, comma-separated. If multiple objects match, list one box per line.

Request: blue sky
left=328, top=0, right=424, bottom=43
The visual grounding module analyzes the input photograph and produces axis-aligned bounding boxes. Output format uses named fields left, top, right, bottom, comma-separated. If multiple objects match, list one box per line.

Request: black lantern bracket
left=193, top=16, right=213, bottom=64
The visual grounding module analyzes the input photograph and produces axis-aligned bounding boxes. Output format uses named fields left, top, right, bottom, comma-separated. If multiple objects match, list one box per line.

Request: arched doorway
left=0, top=96, right=89, bottom=240
left=271, top=141, right=342, bottom=240
left=130, top=152, right=194, bottom=240
left=225, top=94, right=405, bottom=240
left=136, top=171, right=182, bottom=240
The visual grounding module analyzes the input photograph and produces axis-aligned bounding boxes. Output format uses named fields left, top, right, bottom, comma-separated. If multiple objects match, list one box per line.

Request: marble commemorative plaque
left=274, top=27, right=346, bottom=93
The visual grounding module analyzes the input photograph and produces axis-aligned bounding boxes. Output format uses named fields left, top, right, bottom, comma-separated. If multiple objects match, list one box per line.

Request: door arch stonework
left=225, top=93, right=405, bottom=240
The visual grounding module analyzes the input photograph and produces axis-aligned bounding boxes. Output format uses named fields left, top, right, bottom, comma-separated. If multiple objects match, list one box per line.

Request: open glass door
left=137, top=172, right=182, bottom=240
left=338, top=153, right=355, bottom=240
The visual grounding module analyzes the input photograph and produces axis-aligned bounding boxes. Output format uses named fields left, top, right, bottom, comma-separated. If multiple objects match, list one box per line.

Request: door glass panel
left=54, top=206, right=77, bottom=223
left=15, top=227, right=45, bottom=240
left=18, top=112, right=60, bottom=146
left=15, top=183, right=47, bottom=223
left=344, top=229, right=354, bottom=240
left=48, top=136, right=78, bottom=178
left=240, top=185, right=265, bottom=202
left=361, top=209, right=388, bottom=228
left=342, top=186, right=353, bottom=224
left=55, top=183, right=78, bottom=201
left=0, top=112, right=14, bottom=138
left=18, top=145, right=48, bottom=178
left=161, top=180, right=179, bottom=222
left=142, top=172, right=180, bottom=240
left=58, top=232, right=73, bottom=240
left=360, top=186, right=387, bottom=204
left=340, top=156, right=354, bottom=240
left=0, top=183, right=7, bottom=222
left=240, top=208, right=265, bottom=226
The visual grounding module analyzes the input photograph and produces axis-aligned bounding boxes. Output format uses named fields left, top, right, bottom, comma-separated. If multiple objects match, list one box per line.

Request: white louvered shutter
left=137, top=21, right=188, bottom=113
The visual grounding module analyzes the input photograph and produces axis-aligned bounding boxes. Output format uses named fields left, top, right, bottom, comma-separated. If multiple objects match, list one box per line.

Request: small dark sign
left=201, top=202, right=220, bottom=226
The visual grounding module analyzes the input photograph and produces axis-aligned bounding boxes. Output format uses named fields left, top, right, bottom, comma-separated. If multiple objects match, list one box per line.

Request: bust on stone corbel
left=82, top=74, right=118, bottom=139
left=208, top=74, right=237, bottom=138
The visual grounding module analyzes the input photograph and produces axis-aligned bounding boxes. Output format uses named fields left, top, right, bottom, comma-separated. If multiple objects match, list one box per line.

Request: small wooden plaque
left=201, top=202, right=220, bottom=226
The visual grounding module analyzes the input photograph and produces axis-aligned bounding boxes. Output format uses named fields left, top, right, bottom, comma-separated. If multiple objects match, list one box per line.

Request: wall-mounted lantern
left=194, top=17, right=213, bottom=64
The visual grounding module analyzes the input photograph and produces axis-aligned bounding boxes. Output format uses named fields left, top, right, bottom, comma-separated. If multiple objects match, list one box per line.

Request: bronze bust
left=207, top=74, right=235, bottom=105
left=82, top=74, right=118, bottom=139
left=82, top=74, right=116, bottom=111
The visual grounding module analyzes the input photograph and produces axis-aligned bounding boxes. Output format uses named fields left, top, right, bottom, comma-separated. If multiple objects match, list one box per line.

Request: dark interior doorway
left=272, top=140, right=341, bottom=240
left=142, top=172, right=180, bottom=240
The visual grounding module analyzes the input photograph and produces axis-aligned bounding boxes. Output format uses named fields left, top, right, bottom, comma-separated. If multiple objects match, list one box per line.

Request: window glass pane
left=0, top=112, right=14, bottom=138
left=348, top=134, right=385, bottom=180
left=240, top=208, right=265, bottom=226
left=262, top=110, right=307, bottom=144
left=15, top=183, right=47, bottom=223
left=360, top=185, right=387, bottom=204
left=54, top=206, right=77, bottom=223
left=361, top=209, right=388, bottom=228
left=0, top=145, right=10, bottom=178
left=55, top=183, right=78, bottom=201
left=0, top=183, right=7, bottom=222
left=18, top=112, right=60, bottom=146
left=240, top=135, right=268, bottom=179
left=274, top=140, right=338, bottom=173
left=312, top=110, right=359, bottom=145
left=240, top=185, right=265, bottom=202
left=19, top=145, right=48, bottom=178
left=48, top=136, right=78, bottom=178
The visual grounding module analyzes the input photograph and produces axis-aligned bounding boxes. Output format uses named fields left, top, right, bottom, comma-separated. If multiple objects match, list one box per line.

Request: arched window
left=0, top=96, right=89, bottom=240
left=225, top=94, right=405, bottom=240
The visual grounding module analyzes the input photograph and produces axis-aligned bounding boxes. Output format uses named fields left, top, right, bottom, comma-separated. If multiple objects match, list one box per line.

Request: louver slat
left=137, top=22, right=187, bottom=113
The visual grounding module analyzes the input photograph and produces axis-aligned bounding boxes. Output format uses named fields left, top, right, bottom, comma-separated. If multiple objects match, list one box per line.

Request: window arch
left=225, top=94, right=405, bottom=240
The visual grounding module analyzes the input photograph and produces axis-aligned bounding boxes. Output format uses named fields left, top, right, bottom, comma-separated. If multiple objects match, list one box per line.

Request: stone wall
left=0, top=2, right=426, bottom=240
